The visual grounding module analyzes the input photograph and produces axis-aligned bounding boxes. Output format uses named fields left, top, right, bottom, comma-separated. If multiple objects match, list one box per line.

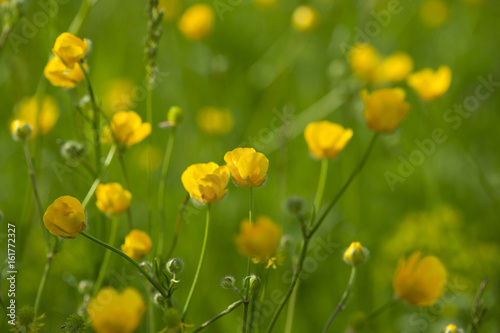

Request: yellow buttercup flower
left=181, top=162, right=230, bottom=204
left=178, top=4, right=215, bottom=41
left=304, top=121, right=353, bottom=159
left=292, top=5, right=320, bottom=32
left=121, top=229, right=152, bottom=260
left=88, top=287, right=146, bottom=333
left=43, top=196, right=87, bottom=239
left=52, top=32, right=88, bottom=68
left=44, top=56, right=86, bottom=88
left=378, top=52, right=414, bottom=83
left=444, top=324, right=457, bottom=333
left=10, top=120, right=33, bottom=141
left=102, top=111, right=152, bottom=147
left=196, top=107, right=234, bottom=136
left=349, top=43, right=381, bottom=84
left=361, top=88, right=410, bottom=134
left=96, top=183, right=132, bottom=216
left=235, top=216, right=282, bottom=268
left=158, top=0, right=182, bottom=21
left=13, top=95, right=59, bottom=138
left=393, top=251, right=447, bottom=306
left=420, top=0, right=449, bottom=28
left=407, top=66, right=452, bottom=101
left=343, top=242, right=369, bottom=266
left=102, top=79, right=137, bottom=116
left=224, top=148, right=269, bottom=188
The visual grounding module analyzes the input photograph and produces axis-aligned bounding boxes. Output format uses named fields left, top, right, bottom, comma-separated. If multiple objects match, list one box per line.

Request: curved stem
left=82, top=145, right=117, bottom=209
left=33, top=239, right=58, bottom=318
left=92, top=217, right=118, bottom=297
left=166, top=194, right=190, bottom=259
left=323, top=267, right=356, bottom=333
left=192, top=300, right=243, bottom=333
left=80, top=231, right=168, bottom=299
left=182, top=204, right=211, bottom=320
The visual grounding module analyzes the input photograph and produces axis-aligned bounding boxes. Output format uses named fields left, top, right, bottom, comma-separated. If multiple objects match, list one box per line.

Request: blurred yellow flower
left=196, top=107, right=234, bottom=136
left=343, top=242, right=369, bottom=266
left=407, top=65, right=452, bottom=101
left=235, top=216, right=282, bottom=268
left=102, top=79, right=137, bottom=116
left=43, top=196, right=87, bottom=239
left=178, top=4, right=214, bottom=41
left=159, top=308, right=187, bottom=333
left=136, top=145, right=163, bottom=171
left=121, top=229, right=152, bottom=260
left=420, top=0, right=449, bottom=28
left=102, top=111, right=152, bottom=147
left=349, top=43, right=381, bottom=84
left=158, top=0, right=182, bottom=21
left=44, top=56, right=86, bottom=88
left=378, top=52, right=414, bottom=83
left=361, top=88, right=410, bottom=134
left=304, top=121, right=353, bottom=159
left=10, top=120, right=33, bottom=141
left=393, top=251, right=447, bottom=306
left=88, top=287, right=146, bottom=333
left=96, top=183, right=132, bottom=216
left=52, top=32, right=88, bottom=68
left=444, top=324, right=457, bottom=333
left=292, top=5, right=320, bottom=32
left=224, top=148, right=269, bottom=188
left=181, top=162, right=230, bottom=204
left=13, top=95, right=59, bottom=138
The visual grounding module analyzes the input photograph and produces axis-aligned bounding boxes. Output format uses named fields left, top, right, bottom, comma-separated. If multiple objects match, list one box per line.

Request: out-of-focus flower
left=292, top=5, right=320, bottom=32
left=343, top=242, right=369, bottom=266
left=121, top=229, right=152, bottom=260
left=96, top=183, right=132, bottom=216
left=196, top=106, right=234, bottom=136
left=361, top=88, right=410, bottom=134
left=181, top=162, right=230, bottom=204
left=44, top=56, right=86, bottom=88
left=10, top=120, right=33, bottom=141
left=159, top=308, right=187, bottom=333
left=102, top=111, right=152, bottom=147
left=102, top=79, right=137, bottom=116
left=158, top=0, right=182, bottom=21
left=420, top=0, right=449, bottom=28
left=393, top=251, right=447, bottom=306
left=407, top=66, right=452, bottom=101
left=378, top=52, right=414, bottom=83
left=235, top=215, right=282, bottom=268
left=88, top=287, right=146, bottom=333
left=349, top=43, right=381, bottom=84
left=304, top=121, right=353, bottom=159
left=224, top=148, right=269, bottom=187
left=43, top=196, right=87, bottom=239
left=11, top=305, right=45, bottom=333
left=167, top=105, right=184, bottom=127
left=178, top=4, right=214, bottom=41
left=13, top=95, right=59, bottom=138
left=52, top=32, right=88, bottom=68
left=136, top=145, right=163, bottom=171
left=61, top=140, right=87, bottom=161
left=444, top=324, right=457, bottom=333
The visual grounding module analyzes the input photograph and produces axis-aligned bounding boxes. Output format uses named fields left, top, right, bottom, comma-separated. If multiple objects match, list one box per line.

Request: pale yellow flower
left=378, top=52, right=414, bottom=83
left=349, top=43, right=381, bottom=84
left=196, top=107, right=234, bottom=136
left=292, top=5, right=320, bottom=32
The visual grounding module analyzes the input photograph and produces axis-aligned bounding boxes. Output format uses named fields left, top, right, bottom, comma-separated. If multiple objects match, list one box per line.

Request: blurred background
left=1, top=0, right=499, bottom=332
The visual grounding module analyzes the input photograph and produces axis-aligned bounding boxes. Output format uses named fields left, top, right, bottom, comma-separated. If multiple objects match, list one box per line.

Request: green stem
left=323, top=267, right=357, bottom=333
left=283, top=279, right=299, bottom=333
left=117, top=150, right=133, bottom=230
left=92, top=217, right=118, bottom=297
left=166, top=194, right=190, bottom=259
left=192, top=300, right=244, bottom=333
left=67, top=0, right=98, bottom=35
left=146, top=88, right=153, bottom=235
left=182, top=204, right=211, bottom=320
left=243, top=187, right=254, bottom=332
left=365, top=298, right=398, bottom=322
left=80, top=231, right=168, bottom=299
left=314, top=158, right=329, bottom=213
left=33, top=240, right=58, bottom=318
left=82, top=145, right=117, bottom=209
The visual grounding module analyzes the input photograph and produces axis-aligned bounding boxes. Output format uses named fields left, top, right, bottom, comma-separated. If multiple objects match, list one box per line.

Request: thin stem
left=314, top=158, right=329, bottom=214
left=92, top=217, right=118, bottom=297
left=323, top=267, right=357, bottom=333
left=146, top=87, right=153, bottom=235
left=33, top=240, right=58, bottom=318
left=23, top=141, right=50, bottom=254
left=82, top=145, right=117, bottom=209
left=80, top=231, right=168, bottom=299
left=243, top=187, right=254, bottom=332
left=192, top=300, right=244, bottom=333
left=67, top=0, right=98, bottom=35
left=365, top=298, right=398, bottom=322
left=157, top=127, right=176, bottom=255
left=243, top=300, right=249, bottom=333
left=166, top=194, right=190, bottom=259
left=283, top=280, right=299, bottom=333
left=182, top=204, right=211, bottom=320
left=117, top=150, right=133, bottom=230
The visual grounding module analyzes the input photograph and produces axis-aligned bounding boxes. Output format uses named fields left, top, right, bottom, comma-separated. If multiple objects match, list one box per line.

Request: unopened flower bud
left=10, top=120, right=33, bottom=141
left=286, top=196, right=305, bottom=215
left=343, top=242, right=369, bottom=266
left=247, top=275, right=261, bottom=297
left=444, top=324, right=457, bottom=333
left=17, top=305, right=35, bottom=327
left=61, top=140, right=87, bottom=161
left=63, top=313, right=86, bottom=333
left=78, top=280, right=94, bottom=294
left=167, top=106, right=184, bottom=126
left=140, top=260, right=153, bottom=272
left=221, top=276, right=236, bottom=289
left=166, top=258, right=184, bottom=274
left=153, top=292, right=165, bottom=306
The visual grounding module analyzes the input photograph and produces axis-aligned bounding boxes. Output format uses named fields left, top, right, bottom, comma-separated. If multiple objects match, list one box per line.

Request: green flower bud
left=166, top=258, right=184, bottom=275
left=246, top=275, right=261, bottom=298
left=163, top=308, right=183, bottom=330
left=10, top=120, right=33, bottom=141
left=77, top=280, right=94, bottom=294
left=61, top=141, right=87, bottom=161
left=153, top=292, right=166, bottom=306
left=221, top=276, right=236, bottom=289
left=63, top=313, right=86, bottom=333
left=167, top=106, right=184, bottom=126
left=17, top=305, right=35, bottom=328
left=286, top=196, right=305, bottom=215
left=343, top=242, right=369, bottom=266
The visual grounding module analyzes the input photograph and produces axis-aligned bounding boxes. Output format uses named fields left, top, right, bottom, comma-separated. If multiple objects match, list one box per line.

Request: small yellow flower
left=378, top=52, right=414, bottom=83
left=44, top=56, right=86, bottom=88
left=224, top=148, right=269, bottom=188
left=393, top=251, right=447, bottom=306
left=407, top=66, right=452, bottom=101
left=52, top=32, right=88, bottom=68
left=304, top=121, right=353, bottom=159
left=235, top=216, right=282, bottom=267
left=13, top=95, right=59, bottom=138
left=196, top=107, right=234, bottom=136
left=43, top=196, right=87, bottom=239
left=121, top=229, right=152, bottom=260
left=420, top=0, right=449, bottom=28
left=96, top=183, right=132, bottom=216
left=292, top=5, right=320, bottom=32
left=102, top=79, right=137, bottom=116
left=444, top=324, right=457, bottom=333
left=349, top=43, right=381, bottom=84
left=88, top=287, right=146, bottom=333
left=158, top=0, right=182, bottom=21
left=181, top=162, right=230, bottom=204
left=361, top=88, right=410, bottom=134
left=178, top=4, right=215, bottom=41
left=102, top=111, right=152, bottom=147
left=343, top=242, right=369, bottom=266
left=10, top=120, right=33, bottom=141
